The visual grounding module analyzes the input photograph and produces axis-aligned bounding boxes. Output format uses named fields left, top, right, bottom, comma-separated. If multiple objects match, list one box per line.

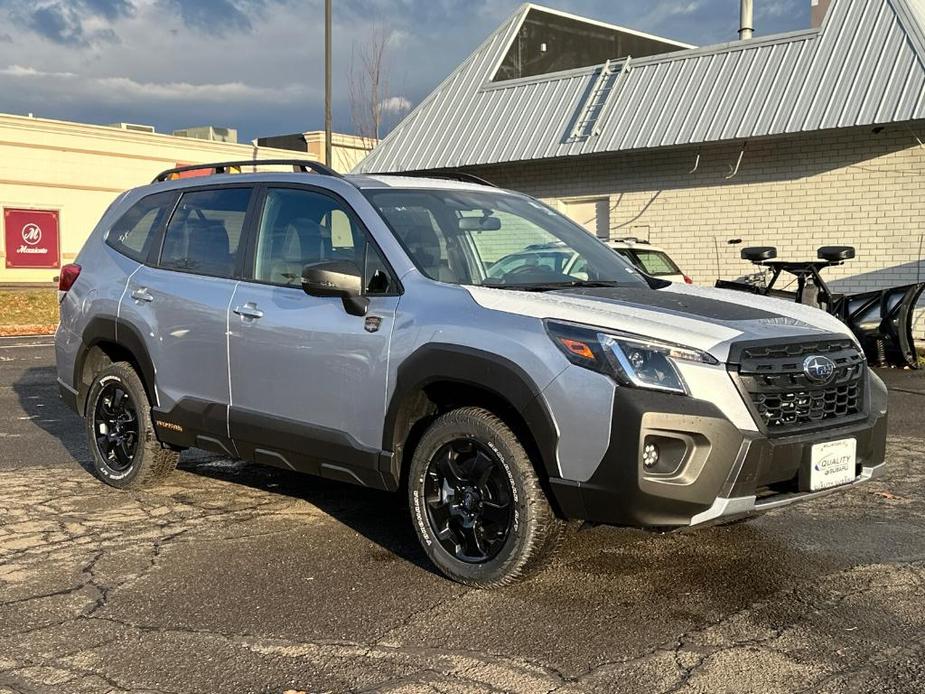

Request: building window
left=493, top=8, right=686, bottom=82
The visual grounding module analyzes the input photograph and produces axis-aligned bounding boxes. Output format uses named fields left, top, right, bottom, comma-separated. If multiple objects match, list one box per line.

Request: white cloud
left=0, top=65, right=78, bottom=78
left=0, top=64, right=309, bottom=104
left=380, top=95, right=412, bottom=114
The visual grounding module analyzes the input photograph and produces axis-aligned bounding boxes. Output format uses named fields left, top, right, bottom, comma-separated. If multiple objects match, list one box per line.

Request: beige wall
left=472, top=122, right=925, bottom=335
left=0, top=114, right=298, bottom=284
left=303, top=131, right=376, bottom=174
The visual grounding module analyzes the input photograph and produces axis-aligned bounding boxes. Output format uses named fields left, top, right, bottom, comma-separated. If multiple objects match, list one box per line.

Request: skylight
left=492, top=8, right=690, bottom=82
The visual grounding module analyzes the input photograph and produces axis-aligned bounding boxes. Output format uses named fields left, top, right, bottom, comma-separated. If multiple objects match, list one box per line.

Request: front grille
left=734, top=339, right=867, bottom=433
left=739, top=338, right=856, bottom=361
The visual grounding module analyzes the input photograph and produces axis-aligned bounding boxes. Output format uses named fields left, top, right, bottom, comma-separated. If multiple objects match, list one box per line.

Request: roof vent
left=107, top=122, right=156, bottom=134
left=172, top=126, right=238, bottom=143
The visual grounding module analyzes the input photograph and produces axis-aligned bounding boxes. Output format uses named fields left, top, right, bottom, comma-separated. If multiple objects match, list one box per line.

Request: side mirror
left=817, top=246, right=855, bottom=263
left=301, top=260, right=368, bottom=316
left=741, top=246, right=777, bottom=263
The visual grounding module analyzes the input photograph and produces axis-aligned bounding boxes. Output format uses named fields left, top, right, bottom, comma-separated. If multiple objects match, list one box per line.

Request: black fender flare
left=74, top=316, right=158, bottom=415
left=383, top=343, right=560, bottom=479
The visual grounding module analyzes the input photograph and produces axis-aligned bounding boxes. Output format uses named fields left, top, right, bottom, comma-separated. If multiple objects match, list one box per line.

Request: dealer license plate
left=810, top=438, right=857, bottom=491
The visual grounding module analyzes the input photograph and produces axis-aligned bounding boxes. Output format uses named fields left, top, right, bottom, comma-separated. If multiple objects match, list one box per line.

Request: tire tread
left=409, top=406, right=563, bottom=588
left=86, top=361, right=178, bottom=489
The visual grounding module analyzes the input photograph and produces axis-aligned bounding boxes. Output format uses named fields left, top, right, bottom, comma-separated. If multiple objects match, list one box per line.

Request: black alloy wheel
left=423, top=438, right=514, bottom=563
left=93, top=381, right=139, bottom=472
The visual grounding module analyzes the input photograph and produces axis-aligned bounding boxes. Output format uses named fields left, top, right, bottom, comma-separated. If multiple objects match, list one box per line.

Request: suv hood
left=465, top=283, right=855, bottom=362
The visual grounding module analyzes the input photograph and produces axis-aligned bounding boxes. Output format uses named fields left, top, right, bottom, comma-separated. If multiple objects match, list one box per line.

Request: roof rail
left=152, top=159, right=342, bottom=184
left=369, top=170, right=497, bottom=187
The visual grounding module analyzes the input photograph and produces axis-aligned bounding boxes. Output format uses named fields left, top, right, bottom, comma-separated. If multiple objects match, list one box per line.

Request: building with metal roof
left=356, top=0, right=925, bottom=337
left=358, top=0, right=925, bottom=172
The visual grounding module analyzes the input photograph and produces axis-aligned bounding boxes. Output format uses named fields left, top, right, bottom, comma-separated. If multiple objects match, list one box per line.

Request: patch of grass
left=0, top=288, right=59, bottom=332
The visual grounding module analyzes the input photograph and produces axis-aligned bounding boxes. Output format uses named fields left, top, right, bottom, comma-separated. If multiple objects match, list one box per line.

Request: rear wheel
left=84, top=362, right=179, bottom=489
left=408, top=407, right=563, bottom=588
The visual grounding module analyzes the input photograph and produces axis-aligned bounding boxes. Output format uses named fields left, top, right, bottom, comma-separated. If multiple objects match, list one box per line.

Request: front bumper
left=549, top=372, right=889, bottom=528
left=689, top=459, right=886, bottom=526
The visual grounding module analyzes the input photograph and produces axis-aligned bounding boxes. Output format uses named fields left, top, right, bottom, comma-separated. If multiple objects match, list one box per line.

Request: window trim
left=105, top=191, right=180, bottom=264
left=238, top=183, right=403, bottom=297
left=151, top=183, right=259, bottom=281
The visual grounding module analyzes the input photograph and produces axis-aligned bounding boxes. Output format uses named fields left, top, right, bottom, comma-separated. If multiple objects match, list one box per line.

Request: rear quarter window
left=106, top=191, right=178, bottom=263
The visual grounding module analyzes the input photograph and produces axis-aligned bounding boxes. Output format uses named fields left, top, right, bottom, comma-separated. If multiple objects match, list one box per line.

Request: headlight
left=545, top=320, right=718, bottom=395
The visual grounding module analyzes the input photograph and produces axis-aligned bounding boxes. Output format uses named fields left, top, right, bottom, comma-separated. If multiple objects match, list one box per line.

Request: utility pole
left=324, top=0, right=333, bottom=168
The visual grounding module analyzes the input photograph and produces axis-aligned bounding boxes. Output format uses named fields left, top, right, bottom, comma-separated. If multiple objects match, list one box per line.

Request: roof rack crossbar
left=152, top=159, right=342, bottom=184
left=369, top=170, right=497, bottom=187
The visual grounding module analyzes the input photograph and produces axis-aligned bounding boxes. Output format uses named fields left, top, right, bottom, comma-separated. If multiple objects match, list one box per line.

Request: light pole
left=324, top=0, right=333, bottom=168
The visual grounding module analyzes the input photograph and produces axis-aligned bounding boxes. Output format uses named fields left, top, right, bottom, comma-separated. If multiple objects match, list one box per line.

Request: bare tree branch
left=348, top=24, right=407, bottom=150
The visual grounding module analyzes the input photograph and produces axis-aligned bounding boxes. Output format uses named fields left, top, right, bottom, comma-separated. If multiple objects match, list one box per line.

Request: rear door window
left=106, top=191, right=177, bottom=263
left=158, top=187, right=253, bottom=278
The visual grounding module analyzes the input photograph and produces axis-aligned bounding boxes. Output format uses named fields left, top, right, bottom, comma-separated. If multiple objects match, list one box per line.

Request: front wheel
left=408, top=407, right=563, bottom=588
left=84, top=362, right=179, bottom=489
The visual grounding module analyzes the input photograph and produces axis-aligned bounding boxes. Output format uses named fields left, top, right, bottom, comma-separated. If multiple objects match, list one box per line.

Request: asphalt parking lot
left=1, top=336, right=924, bottom=694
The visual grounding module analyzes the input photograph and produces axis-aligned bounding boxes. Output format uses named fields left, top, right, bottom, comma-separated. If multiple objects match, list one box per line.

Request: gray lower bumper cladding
left=547, top=375, right=889, bottom=529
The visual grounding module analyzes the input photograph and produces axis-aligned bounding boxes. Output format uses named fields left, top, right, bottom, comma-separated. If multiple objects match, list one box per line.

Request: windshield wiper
left=482, top=280, right=623, bottom=292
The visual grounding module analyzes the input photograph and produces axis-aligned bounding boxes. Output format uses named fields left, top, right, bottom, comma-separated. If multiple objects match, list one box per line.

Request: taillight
left=683, top=275, right=693, bottom=284
left=58, top=263, right=81, bottom=293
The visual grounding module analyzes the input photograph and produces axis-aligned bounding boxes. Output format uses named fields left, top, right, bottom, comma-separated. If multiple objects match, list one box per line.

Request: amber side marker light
left=558, top=338, right=596, bottom=360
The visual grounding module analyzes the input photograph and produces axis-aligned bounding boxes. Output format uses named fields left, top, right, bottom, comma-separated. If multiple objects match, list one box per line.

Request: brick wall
left=471, top=122, right=925, bottom=337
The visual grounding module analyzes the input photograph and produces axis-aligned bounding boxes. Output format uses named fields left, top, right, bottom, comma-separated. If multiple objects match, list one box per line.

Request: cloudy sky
left=0, top=0, right=809, bottom=141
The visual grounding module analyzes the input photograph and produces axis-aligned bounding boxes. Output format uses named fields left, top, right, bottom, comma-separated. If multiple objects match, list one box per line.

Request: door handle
left=233, top=304, right=264, bottom=320
left=131, top=288, right=154, bottom=303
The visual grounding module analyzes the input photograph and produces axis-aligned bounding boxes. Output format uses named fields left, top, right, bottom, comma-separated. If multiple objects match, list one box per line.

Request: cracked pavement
left=1, top=336, right=924, bottom=693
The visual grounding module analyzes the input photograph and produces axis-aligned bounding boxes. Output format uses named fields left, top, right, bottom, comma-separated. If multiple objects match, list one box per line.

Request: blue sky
left=0, top=0, right=809, bottom=141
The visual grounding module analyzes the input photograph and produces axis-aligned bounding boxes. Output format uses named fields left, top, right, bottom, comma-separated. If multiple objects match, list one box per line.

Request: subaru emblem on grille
left=803, top=355, right=836, bottom=384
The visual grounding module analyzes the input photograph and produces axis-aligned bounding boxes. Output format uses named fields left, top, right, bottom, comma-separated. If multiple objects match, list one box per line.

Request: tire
left=84, top=361, right=179, bottom=489
left=408, top=407, right=563, bottom=588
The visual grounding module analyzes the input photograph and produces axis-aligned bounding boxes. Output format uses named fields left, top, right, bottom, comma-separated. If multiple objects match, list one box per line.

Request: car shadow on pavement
left=14, top=365, right=435, bottom=574
left=180, top=456, right=438, bottom=575
left=13, top=364, right=95, bottom=472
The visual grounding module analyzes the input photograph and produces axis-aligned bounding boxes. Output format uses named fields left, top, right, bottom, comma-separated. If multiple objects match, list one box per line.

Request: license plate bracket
left=809, top=438, right=857, bottom=491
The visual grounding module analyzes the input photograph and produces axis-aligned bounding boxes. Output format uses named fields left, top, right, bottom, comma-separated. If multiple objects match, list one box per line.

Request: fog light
left=642, top=443, right=660, bottom=468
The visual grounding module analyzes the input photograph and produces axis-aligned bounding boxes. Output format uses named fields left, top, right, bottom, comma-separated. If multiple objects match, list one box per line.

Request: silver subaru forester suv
left=55, top=160, right=888, bottom=587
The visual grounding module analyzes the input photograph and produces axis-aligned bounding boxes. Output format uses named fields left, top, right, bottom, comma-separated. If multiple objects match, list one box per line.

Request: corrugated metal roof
left=357, top=0, right=925, bottom=173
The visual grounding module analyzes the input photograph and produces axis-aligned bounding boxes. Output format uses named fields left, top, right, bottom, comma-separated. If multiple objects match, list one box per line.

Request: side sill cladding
left=383, top=343, right=561, bottom=480
left=73, top=316, right=158, bottom=416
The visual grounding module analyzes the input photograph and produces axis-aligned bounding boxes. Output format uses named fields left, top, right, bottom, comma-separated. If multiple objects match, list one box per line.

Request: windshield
left=364, top=189, right=648, bottom=289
